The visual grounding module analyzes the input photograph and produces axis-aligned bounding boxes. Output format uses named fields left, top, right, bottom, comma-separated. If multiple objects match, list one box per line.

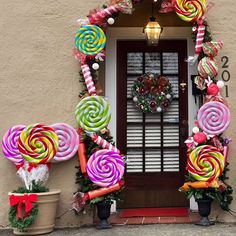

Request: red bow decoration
left=9, top=194, right=38, bottom=219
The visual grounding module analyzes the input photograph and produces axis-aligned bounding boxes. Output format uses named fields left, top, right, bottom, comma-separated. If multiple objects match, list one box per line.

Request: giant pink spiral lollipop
left=86, top=149, right=125, bottom=187
left=2, top=125, right=26, bottom=165
left=51, top=123, right=79, bottom=162
left=197, top=101, right=231, bottom=136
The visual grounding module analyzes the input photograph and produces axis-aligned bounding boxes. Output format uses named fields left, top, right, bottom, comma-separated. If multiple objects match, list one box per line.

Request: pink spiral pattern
left=51, top=123, right=79, bottom=162
left=86, top=149, right=125, bottom=187
left=2, top=125, right=26, bottom=165
left=197, top=101, right=231, bottom=135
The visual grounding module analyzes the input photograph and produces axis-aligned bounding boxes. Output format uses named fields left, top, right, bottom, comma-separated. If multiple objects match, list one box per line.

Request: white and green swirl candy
left=75, top=96, right=111, bottom=133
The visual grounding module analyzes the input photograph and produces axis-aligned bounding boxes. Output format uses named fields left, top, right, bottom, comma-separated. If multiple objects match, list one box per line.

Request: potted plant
left=180, top=135, right=233, bottom=226
left=2, top=123, right=79, bottom=235
left=180, top=175, right=233, bottom=226
left=73, top=129, right=125, bottom=229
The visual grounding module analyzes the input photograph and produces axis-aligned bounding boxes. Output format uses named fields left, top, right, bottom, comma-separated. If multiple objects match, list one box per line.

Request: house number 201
left=221, top=56, right=230, bottom=97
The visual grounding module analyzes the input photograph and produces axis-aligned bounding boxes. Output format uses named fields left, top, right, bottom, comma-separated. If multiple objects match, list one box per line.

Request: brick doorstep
left=94, top=212, right=200, bottom=225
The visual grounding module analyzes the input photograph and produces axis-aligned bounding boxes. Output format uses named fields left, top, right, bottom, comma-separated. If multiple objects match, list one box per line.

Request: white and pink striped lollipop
left=86, top=149, right=125, bottom=187
left=51, top=123, right=79, bottom=162
left=197, top=101, right=231, bottom=136
left=2, top=125, right=26, bottom=165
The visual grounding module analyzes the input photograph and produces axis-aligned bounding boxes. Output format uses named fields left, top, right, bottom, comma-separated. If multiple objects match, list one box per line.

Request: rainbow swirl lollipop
left=18, top=124, right=59, bottom=164
left=75, top=96, right=111, bottom=133
left=86, top=149, right=125, bottom=187
left=51, top=123, right=79, bottom=162
left=175, top=0, right=206, bottom=22
left=75, top=25, right=106, bottom=56
left=187, top=145, right=225, bottom=182
left=2, top=125, right=26, bottom=165
left=197, top=101, right=231, bottom=135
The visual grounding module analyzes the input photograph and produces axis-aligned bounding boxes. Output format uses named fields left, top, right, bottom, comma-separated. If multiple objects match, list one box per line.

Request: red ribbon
left=9, top=194, right=38, bottom=219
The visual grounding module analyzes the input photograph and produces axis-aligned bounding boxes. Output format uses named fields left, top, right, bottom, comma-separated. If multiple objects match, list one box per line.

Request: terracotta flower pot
left=9, top=189, right=61, bottom=235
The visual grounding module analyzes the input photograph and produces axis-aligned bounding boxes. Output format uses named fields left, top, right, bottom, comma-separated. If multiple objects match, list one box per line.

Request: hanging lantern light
left=144, top=2, right=163, bottom=45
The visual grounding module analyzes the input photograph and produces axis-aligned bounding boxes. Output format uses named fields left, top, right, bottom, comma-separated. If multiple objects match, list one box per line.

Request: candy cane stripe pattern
left=75, top=96, right=111, bottom=133
left=75, top=25, right=106, bottom=56
left=81, top=64, right=96, bottom=95
left=51, top=123, right=79, bottom=162
left=86, top=149, right=125, bottom=187
left=197, top=101, right=231, bottom=136
left=18, top=124, right=59, bottom=164
left=2, top=125, right=26, bottom=165
left=195, top=20, right=205, bottom=55
left=187, top=145, right=225, bottom=182
left=90, top=133, right=120, bottom=154
left=175, top=0, right=206, bottom=22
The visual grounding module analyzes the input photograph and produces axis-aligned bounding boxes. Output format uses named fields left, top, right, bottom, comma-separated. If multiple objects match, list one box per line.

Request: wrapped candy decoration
left=72, top=180, right=124, bottom=212
left=88, top=0, right=133, bottom=26
left=198, top=57, right=218, bottom=79
left=207, top=83, right=219, bottom=96
left=193, top=132, right=207, bottom=144
left=180, top=179, right=226, bottom=191
left=202, top=40, right=223, bottom=57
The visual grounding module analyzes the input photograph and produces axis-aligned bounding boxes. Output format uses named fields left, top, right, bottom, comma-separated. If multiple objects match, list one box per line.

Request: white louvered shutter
left=126, top=52, right=180, bottom=173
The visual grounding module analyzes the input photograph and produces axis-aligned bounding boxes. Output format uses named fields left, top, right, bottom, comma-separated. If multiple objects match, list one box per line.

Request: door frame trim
left=105, top=27, right=198, bottom=211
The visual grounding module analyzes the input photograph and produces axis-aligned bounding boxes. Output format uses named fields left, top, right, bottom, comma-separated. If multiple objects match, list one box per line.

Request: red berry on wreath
left=139, top=87, right=145, bottom=94
left=150, top=101, right=156, bottom=108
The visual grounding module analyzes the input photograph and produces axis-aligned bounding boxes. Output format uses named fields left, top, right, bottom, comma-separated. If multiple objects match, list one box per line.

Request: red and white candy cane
left=81, top=63, right=96, bottom=96
left=195, top=19, right=206, bottom=57
left=90, top=133, right=120, bottom=154
left=187, top=18, right=206, bottom=63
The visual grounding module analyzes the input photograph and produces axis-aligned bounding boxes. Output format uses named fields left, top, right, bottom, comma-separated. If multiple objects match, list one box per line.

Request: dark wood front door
left=117, top=40, right=189, bottom=208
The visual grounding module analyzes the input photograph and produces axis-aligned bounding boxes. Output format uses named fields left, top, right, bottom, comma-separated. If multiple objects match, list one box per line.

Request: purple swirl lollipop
left=2, top=125, right=26, bottom=164
left=86, top=149, right=125, bottom=187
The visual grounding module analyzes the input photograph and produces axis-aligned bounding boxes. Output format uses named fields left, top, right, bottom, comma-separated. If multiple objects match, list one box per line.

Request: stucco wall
left=0, top=0, right=236, bottom=228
